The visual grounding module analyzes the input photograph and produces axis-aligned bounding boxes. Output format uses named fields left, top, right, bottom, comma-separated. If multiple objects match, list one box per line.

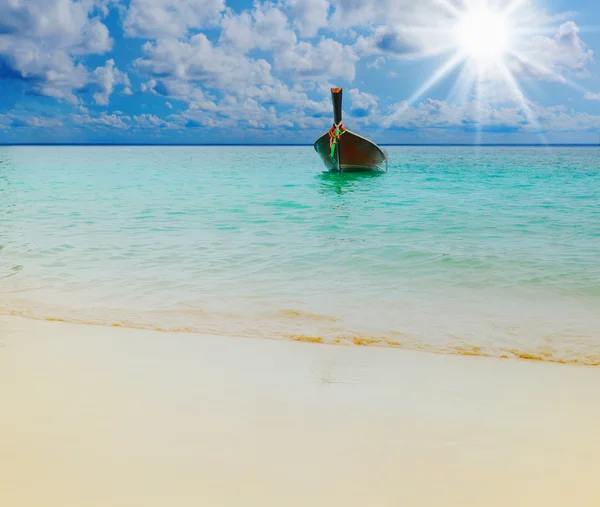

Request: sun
left=455, top=6, right=512, bottom=62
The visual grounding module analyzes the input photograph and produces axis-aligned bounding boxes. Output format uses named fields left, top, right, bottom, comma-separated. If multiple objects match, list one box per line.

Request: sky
left=2, top=0, right=600, bottom=144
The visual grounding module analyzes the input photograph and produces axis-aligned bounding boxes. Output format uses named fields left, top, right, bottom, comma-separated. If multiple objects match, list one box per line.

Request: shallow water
left=1, top=145, right=599, bottom=364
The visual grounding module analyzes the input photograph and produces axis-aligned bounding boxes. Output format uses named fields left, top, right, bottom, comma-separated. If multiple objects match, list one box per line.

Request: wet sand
left=1, top=315, right=600, bottom=507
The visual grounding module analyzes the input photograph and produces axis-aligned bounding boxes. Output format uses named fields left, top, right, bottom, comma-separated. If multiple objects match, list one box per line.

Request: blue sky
left=2, top=0, right=600, bottom=144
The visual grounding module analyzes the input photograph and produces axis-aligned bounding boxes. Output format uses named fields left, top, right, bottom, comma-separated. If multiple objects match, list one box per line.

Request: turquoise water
left=1, top=146, right=600, bottom=364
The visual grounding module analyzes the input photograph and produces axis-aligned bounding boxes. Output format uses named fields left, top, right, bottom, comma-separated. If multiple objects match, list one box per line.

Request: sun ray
left=508, top=51, right=589, bottom=94
left=497, top=64, right=551, bottom=145
left=446, top=61, right=477, bottom=105
left=503, top=0, right=529, bottom=17
left=431, top=0, right=463, bottom=17
left=380, top=0, right=593, bottom=144
left=385, top=53, right=466, bottom=126
left=407, top=54, right=467, bottom=106
left=474, top=64, right=485, bottom=146
left=385, top=26, right=460, bottom=61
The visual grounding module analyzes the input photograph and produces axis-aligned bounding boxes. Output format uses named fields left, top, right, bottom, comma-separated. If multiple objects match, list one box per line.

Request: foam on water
left=1, top=146, right=600, bottom=364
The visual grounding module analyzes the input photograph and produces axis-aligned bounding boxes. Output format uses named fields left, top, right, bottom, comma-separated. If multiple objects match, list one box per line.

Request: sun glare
left=385, top=0, right=591, bottom=144
left=455, top=7, right=511, bottom=62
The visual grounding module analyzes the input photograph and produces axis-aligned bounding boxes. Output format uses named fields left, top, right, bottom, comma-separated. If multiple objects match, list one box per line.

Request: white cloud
left=514, top=22, right=594, bottom=82
left=380, top=98, right=600, bottom=135
left=7, top=95, right=600, bottom=141
left=177, top=96, right=299, bottom=130
left=124, top=0, right=225, bottom=38
left=284, top=0, right=330, bottom=37
left=4, top=115, right=64, bottom=129
left=0, top=0, right=117, bottom=103
left=367, top=56, right=386, bottom=69
left=132, top=2, right=353, bottom=118
left=154, top=95, right=600, bottom=137
left=141, top=78, right=219, bottom=111
left=91, top=59, right=131, bottom=105
left=0, top=0, right=112, bottom=50
left=72, top=112, right=130, bottom=129
left=275, top=38, right=358, bottom=81
left=25, top=117, right=65, bottom=128
left=330, top=0, right=434, bottom=29
left=219, top=2, right=297, bottom=53
left=348, top=88, right=378, bottom=117
left=584, top=92, right=600, bottom=101
left=133, top=114, right=180, bottom=129
left=244, top=83, right=309, bottom=106
left=387, top=99, right=544, bottom=133
left=355, top=25, right=433, bottom=57
left=95, top=0, right=124, bottom=17
left=135, top=35, right=274, bottom=91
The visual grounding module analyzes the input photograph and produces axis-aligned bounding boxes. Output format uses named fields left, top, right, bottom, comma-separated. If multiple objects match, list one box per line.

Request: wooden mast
left=331, top=88, right=343, bottom=171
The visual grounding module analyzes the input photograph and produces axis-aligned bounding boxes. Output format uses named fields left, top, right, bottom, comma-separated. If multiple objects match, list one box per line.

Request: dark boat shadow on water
left=317, top=170, right=386, bottom=196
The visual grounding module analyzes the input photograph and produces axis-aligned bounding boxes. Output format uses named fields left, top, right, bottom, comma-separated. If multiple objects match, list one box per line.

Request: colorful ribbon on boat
left=328, top=122, right=346, bottom=161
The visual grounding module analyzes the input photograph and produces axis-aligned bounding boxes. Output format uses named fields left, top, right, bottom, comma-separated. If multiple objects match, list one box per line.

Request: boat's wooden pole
left=331, top=88, right=343, bottom=125
left=331, top=88, right=343, bottom=171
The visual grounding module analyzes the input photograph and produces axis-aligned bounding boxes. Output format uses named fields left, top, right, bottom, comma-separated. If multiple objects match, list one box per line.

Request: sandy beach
left=1, top=315, right=600, bottom=507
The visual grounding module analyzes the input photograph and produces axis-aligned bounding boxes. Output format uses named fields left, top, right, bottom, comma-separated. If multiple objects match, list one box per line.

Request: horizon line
left=1, top=143, right=600, bottom=147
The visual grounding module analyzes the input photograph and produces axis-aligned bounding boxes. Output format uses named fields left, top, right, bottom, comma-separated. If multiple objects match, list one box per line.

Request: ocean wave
left=2, top=305, right=599, bottom=367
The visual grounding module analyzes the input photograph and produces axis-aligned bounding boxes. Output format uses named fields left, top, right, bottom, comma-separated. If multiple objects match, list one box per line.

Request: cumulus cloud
left=0, top=0, right=121, bottom=103
left=348, top=88, right=378, bottom=117
left=91, top=59, right=131, bottom=105
left=330, top=0, right=438, bottom=29
left=176, top=95, right=301, bottom=130
left=72, top=112, right=130, bottom=129
left=141, top=78, right=220, bottom=112
left=7, top=116, right=64, bottom=129
left=133, top=114, right=180, bottom=129
left=513, top=22, right=594, bottom=82
left=384, top=99, right=518, bottom=131
left=135, top=35, right=274, bottom=90
left=33, top=97, right=600, bottom=139
left=284, top=0, right=330, bottom=37
left=367, top=56, right=386, bottom=69
left=355, top=24, right=449, bottom=58
left=0, top=0, right=112, bottom=50
left=584, top=92, right=600, bottom=101
left=380, top=98, right=600, bottom=135
left=275, top=38, right=358, bottom=80
left=244, top=83, right=310, bottom=106
left=123, top=0, right=225, bottom=38
left=219, top=2, right=297, bottom=53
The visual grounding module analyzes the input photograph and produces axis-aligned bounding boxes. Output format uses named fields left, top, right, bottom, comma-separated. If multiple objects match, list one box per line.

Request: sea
left=1, top=145, right=599, bottom=365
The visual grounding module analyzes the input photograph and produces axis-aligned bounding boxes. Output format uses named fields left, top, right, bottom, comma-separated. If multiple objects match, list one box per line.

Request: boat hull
left=314, top=129, right=387, bottom=172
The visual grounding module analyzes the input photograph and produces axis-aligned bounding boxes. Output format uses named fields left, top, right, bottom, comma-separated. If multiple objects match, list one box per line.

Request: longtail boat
left=314, top=87, right=387, bottom=172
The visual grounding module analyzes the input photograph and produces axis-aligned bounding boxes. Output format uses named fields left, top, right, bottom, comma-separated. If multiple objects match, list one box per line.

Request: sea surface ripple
left=1, top=146, right=600, bottom=365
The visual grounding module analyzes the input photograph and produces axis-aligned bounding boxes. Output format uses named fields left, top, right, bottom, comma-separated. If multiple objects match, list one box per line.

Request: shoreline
left=2, top=315, right=600, bottom=506
left=2, top=308, right=600, bottom=367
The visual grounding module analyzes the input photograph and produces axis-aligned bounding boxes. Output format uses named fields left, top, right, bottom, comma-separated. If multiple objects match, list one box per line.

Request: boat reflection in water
left=317, top=170, right=385, bottom=196
left=314, top=87, right=388, bottom=173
